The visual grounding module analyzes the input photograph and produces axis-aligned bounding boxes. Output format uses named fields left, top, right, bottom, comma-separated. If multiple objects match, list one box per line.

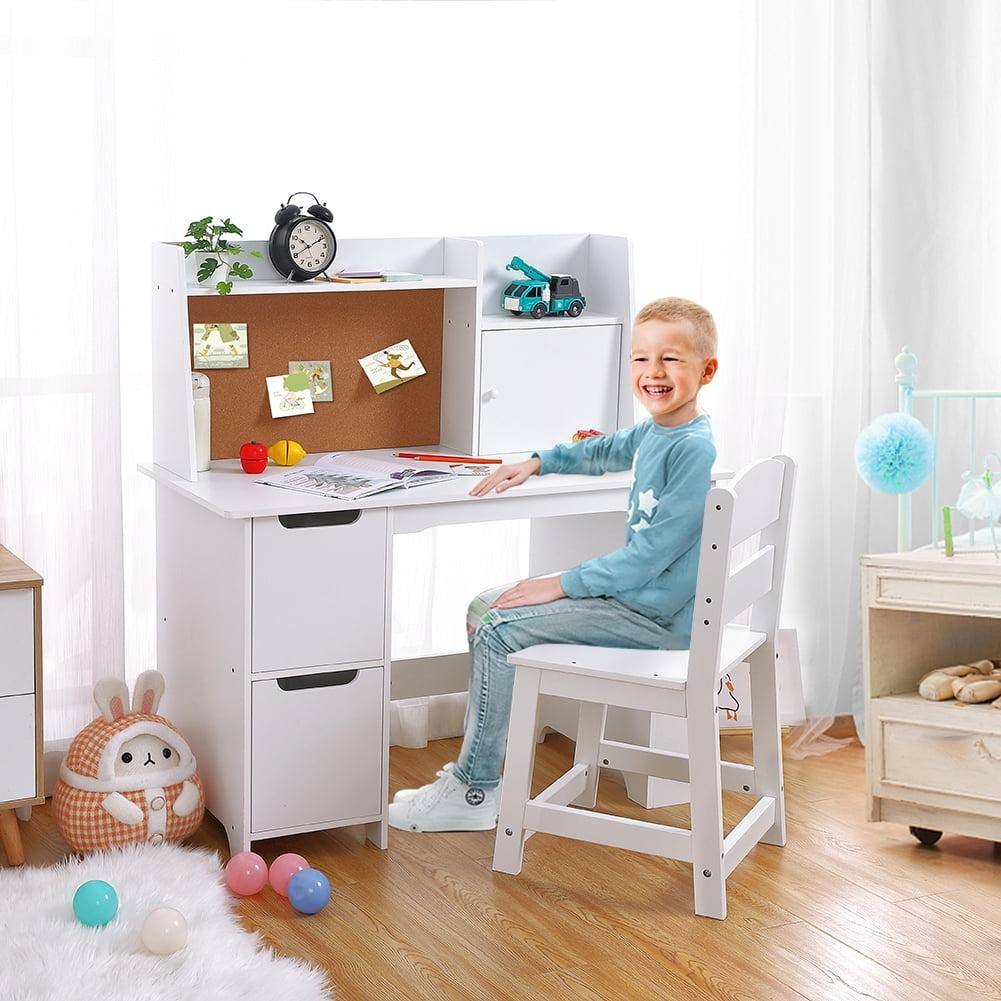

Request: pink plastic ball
left=225, top=852, right=268, bottom=896
left=268, top=853, right=310, bottom=897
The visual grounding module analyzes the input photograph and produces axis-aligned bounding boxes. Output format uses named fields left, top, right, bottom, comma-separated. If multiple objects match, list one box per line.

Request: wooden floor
left=14, top=732, right=1001, bottom=1001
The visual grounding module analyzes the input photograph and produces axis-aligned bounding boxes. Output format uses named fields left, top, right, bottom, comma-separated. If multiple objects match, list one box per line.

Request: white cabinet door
left=0, top=694, right=36, bottom=803
left=251, top=668, right=383, bottom=832
left=252, top=509, right=387, bottom=673
left=478, top=324, right=621, bottom=455
left=0, top=590, right=34, bottom=699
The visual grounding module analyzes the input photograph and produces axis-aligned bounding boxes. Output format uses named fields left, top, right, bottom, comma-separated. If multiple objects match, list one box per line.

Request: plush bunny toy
left=53, top=671, right=205, bottom=853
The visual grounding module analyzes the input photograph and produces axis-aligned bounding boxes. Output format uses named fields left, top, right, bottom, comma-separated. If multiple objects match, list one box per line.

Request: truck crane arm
left=505, top=256, right=551, bottom=284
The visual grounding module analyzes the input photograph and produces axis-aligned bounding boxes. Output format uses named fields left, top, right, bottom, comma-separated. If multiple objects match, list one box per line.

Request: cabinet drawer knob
left=974, top=737, right=1001, bottom=762
left=482, top=389, right=499, bottom=403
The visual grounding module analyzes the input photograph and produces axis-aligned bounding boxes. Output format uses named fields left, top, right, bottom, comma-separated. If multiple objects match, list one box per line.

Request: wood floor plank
left=751, top=919, right=952, bottom=1001
left=15, top=731, right=1001, bottom=1001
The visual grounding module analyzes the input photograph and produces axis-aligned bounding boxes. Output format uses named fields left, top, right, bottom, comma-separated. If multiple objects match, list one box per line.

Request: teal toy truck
left=501, top=257, right=586, bottom=319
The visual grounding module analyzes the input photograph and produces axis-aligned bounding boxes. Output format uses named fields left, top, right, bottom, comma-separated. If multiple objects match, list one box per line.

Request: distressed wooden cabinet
left=863, top=548, right=1001, bottom=844
left=0, top=545, right=43, bottom=866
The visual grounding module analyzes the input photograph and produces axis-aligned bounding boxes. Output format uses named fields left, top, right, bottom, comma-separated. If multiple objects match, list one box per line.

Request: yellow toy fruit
left=268, top=439, right=306, bottom=466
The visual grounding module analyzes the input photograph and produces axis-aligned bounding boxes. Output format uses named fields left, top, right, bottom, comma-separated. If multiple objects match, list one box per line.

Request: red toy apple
left=239, top=441, right=268, bottom=474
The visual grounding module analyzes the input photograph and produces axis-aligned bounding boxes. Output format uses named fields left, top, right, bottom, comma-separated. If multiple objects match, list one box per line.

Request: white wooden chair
left=491, top=455, right=796, bottom=920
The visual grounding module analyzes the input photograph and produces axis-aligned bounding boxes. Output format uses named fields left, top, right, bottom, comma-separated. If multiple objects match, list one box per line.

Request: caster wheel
left=909, top=826, right=942, bottom=846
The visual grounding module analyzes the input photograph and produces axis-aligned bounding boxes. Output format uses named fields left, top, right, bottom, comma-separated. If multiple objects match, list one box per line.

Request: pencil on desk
left=393, top=452, right=502, bottom=464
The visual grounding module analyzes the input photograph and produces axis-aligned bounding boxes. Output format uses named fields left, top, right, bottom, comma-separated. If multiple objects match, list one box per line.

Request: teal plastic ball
left=287, top=868, right=330, bottom=915
left=73, top=879, right=119, bottom=927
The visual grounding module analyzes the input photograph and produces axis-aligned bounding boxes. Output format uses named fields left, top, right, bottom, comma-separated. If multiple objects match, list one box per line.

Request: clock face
left=288, top=219, right=335, bottom=273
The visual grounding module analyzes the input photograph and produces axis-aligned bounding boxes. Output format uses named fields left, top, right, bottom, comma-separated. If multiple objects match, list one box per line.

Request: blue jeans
left=453, top=584, right=688, bottom=789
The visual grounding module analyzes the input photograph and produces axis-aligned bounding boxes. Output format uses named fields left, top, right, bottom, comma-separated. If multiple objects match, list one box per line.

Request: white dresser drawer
left=874, top=699, right=1001, bottom=816
left=0, top=589, right=34, bottom=699
left=0, top=694, right=36, bottom=803
left=870, top=569, right=1001, bottom=615
left=252, top=510, right=387, bottom=673
left=477, top=324, right=621, bottom=455
left=251, top=668, right=383, bottom=833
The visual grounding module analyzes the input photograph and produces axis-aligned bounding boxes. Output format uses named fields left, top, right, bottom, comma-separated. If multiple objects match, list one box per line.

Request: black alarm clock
left=268, top=191, right=337, bottom=281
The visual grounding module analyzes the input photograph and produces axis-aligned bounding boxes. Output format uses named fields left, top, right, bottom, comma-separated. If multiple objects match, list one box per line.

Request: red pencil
left=394, top=452, right=502, bottom=464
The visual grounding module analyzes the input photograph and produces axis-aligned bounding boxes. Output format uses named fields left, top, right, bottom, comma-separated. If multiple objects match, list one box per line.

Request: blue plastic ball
left=73, top=879, right=119, bottom=927
left=855, top=413, right=934, bottom=494
left=287, top=868, right=331, bottom=915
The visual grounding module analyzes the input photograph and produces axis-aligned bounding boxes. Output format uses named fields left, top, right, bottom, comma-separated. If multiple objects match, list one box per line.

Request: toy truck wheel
left=909, top=826, right=942, bottom=846
left=531, top=303, right=548, bottom=319
left=510, top=310, right=522, bottom=316
left=568, top=301, right=583, bottom=318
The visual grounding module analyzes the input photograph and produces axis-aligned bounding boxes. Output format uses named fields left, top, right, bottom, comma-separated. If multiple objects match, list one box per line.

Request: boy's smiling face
left=630, top=318, right=718, bottom=426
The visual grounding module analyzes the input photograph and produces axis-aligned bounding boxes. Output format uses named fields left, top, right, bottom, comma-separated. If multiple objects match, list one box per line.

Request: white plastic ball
left=141, top=907, right=188, bottom=955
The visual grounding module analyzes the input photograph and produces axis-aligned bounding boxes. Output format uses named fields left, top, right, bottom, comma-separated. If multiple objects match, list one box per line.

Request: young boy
left=388, top=297, right=719, bottom=833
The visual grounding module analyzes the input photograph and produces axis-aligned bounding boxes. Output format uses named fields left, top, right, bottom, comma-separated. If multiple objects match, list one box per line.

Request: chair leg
left=493, top=667, right=543, bottom=876
left=688, top=699, right=726, bottom=920
left=570, top=702, right=606, bottom=808
left=0, top=809, right=25, bottom=866
left=749, top=642, right=786, bottom=846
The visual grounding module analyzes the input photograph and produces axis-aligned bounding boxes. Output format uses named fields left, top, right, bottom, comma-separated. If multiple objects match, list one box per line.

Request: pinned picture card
left=193, top=322, right=249, bottom=369
left=266, top=372, right=314, bottom=418
left=358, top=339, right=426, bottom=395
left=289, top=360, right=333, bottom=402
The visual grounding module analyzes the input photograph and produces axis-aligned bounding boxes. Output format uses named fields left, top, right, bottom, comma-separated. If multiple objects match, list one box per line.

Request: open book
left=258, top=451, right=456, bottom=501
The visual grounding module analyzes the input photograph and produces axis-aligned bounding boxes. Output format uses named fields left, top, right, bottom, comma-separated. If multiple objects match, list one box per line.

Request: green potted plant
left=181, top=217, right=264, bottom=295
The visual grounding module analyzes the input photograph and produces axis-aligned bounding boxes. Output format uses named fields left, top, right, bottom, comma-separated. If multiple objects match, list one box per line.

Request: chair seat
left=507, top=624, right=767, bottom=690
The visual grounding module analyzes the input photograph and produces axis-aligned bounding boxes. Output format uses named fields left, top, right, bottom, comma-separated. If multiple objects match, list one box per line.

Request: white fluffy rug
left=0, top=842, right=331, bottom=1001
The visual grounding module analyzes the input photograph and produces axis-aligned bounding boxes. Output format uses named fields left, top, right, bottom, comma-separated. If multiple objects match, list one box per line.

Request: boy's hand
left=469, top=457, right=541, bottom=497
left=492, top=576, right=565, bottom=608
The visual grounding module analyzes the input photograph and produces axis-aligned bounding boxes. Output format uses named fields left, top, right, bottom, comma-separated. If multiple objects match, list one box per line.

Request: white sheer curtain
left=2, top=0, right=880, bottom=753
left=871, top=0, right=1001, bottom=554
left=0, top=0, right=123, bottom=745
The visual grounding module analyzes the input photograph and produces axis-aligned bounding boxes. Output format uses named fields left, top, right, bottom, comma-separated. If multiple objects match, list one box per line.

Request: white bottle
left=192, top=373, right=211, bottom=473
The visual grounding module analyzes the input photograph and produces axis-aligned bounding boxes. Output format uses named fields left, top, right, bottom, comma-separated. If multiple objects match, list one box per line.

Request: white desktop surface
left=139, top=448, right=733, bottom=526
left=139, top=448, right=641, bottom=524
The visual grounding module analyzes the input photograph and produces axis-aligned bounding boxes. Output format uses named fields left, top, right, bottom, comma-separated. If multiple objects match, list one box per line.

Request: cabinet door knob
left=482, top=389, right=499, bottom=403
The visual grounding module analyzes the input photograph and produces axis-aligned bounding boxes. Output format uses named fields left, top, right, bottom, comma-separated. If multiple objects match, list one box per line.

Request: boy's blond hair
left=634, top=297, right=718, bottom=359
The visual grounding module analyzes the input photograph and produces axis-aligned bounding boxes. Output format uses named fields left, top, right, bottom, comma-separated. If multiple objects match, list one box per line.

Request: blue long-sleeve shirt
left=534, top=414, right=716, bottom=637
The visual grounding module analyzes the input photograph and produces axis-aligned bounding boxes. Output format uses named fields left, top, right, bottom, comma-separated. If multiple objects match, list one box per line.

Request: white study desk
left=141, top=449, right=727, bottom=855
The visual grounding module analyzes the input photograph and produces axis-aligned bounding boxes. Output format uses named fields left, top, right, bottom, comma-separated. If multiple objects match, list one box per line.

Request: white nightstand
left=0, top=545, right=43, bottom=866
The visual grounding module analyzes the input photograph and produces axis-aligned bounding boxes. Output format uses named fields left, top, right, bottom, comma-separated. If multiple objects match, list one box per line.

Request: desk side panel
left=153, top=244, right=197, bottom=481
left=156, top=485, right=251, bottom=851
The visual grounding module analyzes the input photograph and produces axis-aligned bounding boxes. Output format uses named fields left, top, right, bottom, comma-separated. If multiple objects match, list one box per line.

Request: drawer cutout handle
left=277, top=670, right=359, bottom=691
left=278, top=511, right=361, bottom=529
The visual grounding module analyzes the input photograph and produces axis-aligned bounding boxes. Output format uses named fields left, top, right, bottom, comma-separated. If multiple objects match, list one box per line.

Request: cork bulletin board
left=187, top=289, right=445, bottom=458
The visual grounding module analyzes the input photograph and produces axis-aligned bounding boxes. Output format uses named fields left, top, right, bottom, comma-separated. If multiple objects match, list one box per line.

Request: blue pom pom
left=855, top=413, right=934, bottom=494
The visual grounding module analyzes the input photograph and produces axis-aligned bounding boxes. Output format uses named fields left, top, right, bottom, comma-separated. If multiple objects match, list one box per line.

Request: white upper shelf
left=480, top=311, right=622, bottom=330
left=186, top=275, right=477, bottom=297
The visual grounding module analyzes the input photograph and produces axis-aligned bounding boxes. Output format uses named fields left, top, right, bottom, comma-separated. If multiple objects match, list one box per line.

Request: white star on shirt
left=637, top=489, right=659, bottom=518
left=631, top=518, right=650, bottom=533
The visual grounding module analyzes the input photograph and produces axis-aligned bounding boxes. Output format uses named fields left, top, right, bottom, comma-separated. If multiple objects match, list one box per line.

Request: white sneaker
left=388, top=770, right=500, bottom=833
left=393, top=761, right=456, bottom=803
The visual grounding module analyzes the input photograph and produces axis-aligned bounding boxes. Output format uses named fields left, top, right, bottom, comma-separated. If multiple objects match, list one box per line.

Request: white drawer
left=478, top=324, right=621, bottom=455
left=870, top=569, right=1001, bottom=615
left=0, top=694, right=36, bottom=804
left=251, top=668, right=383, bottom=833
left=0, top=589, right=34, bottom=699
left=876, top=710, right=1001, bottom=814
left=252, top=510, right=387, bottom=673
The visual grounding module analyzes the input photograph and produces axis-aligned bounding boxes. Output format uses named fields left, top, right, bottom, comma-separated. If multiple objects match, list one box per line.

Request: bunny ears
left=93, top=671, right=165, bottom=722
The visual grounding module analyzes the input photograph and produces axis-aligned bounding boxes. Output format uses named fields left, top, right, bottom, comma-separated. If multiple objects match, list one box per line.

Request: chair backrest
left=688, top=455, right=796, bottom=692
